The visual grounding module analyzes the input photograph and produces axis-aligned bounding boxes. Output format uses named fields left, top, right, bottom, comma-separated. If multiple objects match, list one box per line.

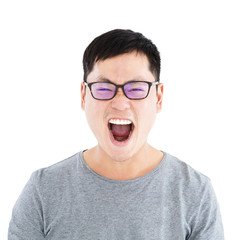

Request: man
left=9, top=29, right=224, bottom=239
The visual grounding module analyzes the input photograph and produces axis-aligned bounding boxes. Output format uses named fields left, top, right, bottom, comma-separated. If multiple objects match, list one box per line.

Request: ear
left=156, top=83, right=163, bottom=113
left=81, top=82, right=86, bottom=111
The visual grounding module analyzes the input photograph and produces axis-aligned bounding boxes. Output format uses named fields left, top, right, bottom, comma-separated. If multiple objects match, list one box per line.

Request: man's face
left=81, top=52, right=163, bottom=162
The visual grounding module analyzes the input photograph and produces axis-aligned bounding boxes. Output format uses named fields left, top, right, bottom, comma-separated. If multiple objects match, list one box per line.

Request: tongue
left=111, top=124, right=131, bottom=141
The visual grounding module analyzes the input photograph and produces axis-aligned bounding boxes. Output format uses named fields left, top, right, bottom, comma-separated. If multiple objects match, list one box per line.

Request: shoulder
left=30, top=152, right=81, bottom=188
left=163, top=152, right=210, bottom=186
left=162, top=153, right=223, bottom=230
left=161, top=152, right=215, bottom=206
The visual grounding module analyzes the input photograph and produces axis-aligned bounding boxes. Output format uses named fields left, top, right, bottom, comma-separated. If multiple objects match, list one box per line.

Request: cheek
left=136, top=99, right=157, bottom=133
left=140, top=90, right=158, bottom=129
left=84, top=96, right=106, bottom=135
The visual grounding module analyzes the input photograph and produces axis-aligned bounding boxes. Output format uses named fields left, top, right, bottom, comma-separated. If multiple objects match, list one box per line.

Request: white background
left=0, top=0, right=239, bottom=239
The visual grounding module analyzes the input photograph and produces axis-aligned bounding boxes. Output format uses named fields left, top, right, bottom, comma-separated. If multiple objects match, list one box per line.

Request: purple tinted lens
left=124, top=82, right=149, bottom=99
left=91, top=82, right=116, bottom=99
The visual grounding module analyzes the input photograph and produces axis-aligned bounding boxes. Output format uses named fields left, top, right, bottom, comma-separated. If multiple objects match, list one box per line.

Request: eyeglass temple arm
left=152, top=81, right=160, bottom=85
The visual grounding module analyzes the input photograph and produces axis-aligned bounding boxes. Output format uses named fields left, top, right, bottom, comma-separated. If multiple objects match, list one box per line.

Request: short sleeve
left=188, top=180, right=224, bottom=240
left=8, top=171, right=45, bottom=240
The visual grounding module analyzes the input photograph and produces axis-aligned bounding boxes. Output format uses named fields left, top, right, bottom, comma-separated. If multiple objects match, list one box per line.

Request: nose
left=111, top=87, right=131, bottom=111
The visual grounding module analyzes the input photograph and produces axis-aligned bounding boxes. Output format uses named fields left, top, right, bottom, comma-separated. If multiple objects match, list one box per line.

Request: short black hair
left=83, top=29, right=161, bottom=82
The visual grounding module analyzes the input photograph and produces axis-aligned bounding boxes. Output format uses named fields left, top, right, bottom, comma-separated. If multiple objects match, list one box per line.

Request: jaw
left=99, top=134, right=149, bottom=164
left=103, top=120, right=147, bottom=163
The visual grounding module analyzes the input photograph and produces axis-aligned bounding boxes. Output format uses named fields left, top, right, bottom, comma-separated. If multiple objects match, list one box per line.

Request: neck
left=83, top=144, right=163, bottom=180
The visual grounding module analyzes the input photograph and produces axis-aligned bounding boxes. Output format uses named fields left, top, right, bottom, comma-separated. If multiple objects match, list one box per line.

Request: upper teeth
left=109, top=119, right=132, bottom=125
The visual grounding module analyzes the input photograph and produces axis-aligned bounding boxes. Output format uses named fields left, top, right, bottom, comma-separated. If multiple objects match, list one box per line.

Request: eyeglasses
left=84, top=81, right=159, bottom=100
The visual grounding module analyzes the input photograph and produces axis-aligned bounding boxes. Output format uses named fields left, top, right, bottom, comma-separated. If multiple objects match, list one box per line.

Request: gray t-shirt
left=8, top=151, right=224, bottom=239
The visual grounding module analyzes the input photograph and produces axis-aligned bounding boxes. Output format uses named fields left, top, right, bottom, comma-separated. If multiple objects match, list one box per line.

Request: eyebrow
left=96, top=76, right=147, bottom=84
left=96, top=76, right=112, bottom=83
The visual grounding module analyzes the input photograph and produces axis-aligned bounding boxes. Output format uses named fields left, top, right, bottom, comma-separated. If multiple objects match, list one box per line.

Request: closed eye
left=129, top=88, right=144, bottom=92
left=97, top=88, right=113, bottom=91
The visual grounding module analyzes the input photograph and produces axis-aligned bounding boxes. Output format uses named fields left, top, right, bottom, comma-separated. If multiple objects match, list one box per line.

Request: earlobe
left=81, top=82, right=86, bottom=110
left=156, top=83, right=163, bottom=113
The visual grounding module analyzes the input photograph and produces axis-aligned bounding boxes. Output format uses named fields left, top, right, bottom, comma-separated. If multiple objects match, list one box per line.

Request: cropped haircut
left=83, top=29, right=161, bottom=82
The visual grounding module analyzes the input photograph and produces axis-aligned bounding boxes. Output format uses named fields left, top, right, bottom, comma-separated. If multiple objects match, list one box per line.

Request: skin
left=81, top=51, right=164, bottom=180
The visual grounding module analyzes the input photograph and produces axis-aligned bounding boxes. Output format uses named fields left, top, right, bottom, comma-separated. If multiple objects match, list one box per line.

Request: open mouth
left=108, top=119, right=134, bottom=142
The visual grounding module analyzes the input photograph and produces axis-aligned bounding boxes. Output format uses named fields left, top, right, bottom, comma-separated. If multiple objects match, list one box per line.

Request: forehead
left=87, top=52, right=154, bottom=83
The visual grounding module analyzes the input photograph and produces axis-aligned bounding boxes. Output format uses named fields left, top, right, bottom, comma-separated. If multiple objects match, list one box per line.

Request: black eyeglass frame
left=84, top=81, right=160, bottom=100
